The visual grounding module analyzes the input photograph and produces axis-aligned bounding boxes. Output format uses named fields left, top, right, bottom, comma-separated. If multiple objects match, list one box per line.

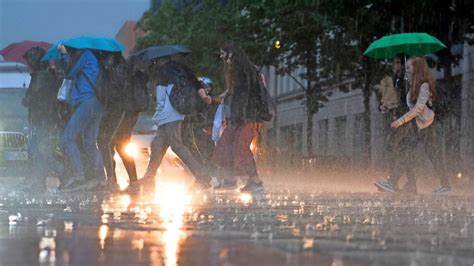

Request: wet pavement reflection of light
left=96, top=179, right=193, bottom=266
left=154, top=182, right=190, bottom=266
left=1, top=178, right=474, bottom=265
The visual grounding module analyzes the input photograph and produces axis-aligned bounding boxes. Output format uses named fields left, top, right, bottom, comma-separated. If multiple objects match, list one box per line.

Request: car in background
left=0, top=61, right=30, bottom=176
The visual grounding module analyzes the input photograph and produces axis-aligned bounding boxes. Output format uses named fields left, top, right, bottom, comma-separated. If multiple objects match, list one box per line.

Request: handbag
left=212, top=103, right=225, bottom=143
left=57, top=79, right=73, bottom=102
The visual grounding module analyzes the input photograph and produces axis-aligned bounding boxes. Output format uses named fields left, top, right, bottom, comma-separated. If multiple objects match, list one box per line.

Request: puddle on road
left=0, top=185, right=473, bottom=265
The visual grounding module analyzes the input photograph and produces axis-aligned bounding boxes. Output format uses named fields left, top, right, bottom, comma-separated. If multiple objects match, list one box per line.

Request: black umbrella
left=131, top=45, right=192, bottom=61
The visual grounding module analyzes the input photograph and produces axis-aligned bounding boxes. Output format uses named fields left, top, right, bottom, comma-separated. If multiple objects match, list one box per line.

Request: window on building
left=318, top=119, right=328, bottom=155
left=352, top=113, right=366, bottom=159
left=280, top=123, right=303, bottom=154
left=334, top=116, right=347, bottom=156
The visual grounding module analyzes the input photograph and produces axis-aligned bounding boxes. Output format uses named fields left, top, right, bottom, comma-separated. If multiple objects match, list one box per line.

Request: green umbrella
left=364, top=32, right=447, bottom=59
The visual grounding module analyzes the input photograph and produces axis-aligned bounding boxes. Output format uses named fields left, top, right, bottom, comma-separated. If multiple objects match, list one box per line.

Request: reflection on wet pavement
left=0, top=184, right=473, bottom=265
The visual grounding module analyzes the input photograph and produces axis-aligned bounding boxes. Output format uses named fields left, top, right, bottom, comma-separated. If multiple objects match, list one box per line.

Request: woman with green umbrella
left=377, top=57, right=451, bottom=193
left=368, top=33, right=451, bottom=193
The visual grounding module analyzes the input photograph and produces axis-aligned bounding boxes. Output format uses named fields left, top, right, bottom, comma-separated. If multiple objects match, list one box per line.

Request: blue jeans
left=60, top=98, right=105, bottom=181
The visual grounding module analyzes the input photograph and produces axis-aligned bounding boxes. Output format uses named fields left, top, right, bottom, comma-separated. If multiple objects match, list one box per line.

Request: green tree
left=137, top=0, right=269, bottom=92
left=240, top=1, right=340, bottom=156
left=137, top=0, right=240, bottom=91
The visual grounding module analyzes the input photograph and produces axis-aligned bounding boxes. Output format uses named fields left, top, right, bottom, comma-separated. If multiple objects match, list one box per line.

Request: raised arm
left=392, top=83, right=430, bottom=128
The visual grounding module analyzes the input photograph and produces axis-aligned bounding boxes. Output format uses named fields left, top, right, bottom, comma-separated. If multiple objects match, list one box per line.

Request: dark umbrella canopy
left=1, top=40, right=51, bottom=65
left=131, top=45, right=191, bottom=61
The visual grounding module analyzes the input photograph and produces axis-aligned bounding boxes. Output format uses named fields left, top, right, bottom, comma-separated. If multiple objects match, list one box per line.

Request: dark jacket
left=22, top=48, right=61, bottom=125
left=23, top=69, right=61, bottom=124
left=393, top=71, right=408, bottom=111
left=124, top=68, right=149, bottom=113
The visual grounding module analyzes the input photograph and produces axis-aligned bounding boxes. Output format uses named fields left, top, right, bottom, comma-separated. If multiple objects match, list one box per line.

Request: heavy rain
left=1, top=1, right=474, bottom=266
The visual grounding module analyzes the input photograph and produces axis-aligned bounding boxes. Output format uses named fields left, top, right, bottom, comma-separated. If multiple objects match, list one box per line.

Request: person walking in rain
left=139, top=59, right=212, bottom=191
left=212, top=41, right=265, bottom=193
left=20, top=47, right=61, bottom=192
left=97, top=53, right=139, bottom=190
left=57, top=44, right=106, bottom=191
left=376, top=57, right=451, bottom=194
left=374, top=56, right=416, bottom=193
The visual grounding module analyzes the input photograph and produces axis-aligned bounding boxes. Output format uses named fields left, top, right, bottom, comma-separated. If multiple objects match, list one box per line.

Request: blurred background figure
left=20, top=46, right=61, bottom=192
left=98, top=53, right=150, bottom=191
left=182, top=76, right=218, bottom=167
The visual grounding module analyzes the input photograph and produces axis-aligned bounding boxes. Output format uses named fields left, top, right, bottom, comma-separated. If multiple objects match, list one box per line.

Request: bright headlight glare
left=125, top=142, right=139, bottom=158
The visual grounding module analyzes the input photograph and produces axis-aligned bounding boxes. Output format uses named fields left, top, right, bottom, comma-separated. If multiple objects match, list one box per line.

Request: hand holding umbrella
left=58, top=44, right=67, bottom=54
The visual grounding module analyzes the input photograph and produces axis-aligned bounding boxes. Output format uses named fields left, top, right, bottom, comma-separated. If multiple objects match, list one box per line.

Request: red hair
left=408, top=57, right=436, bottom=102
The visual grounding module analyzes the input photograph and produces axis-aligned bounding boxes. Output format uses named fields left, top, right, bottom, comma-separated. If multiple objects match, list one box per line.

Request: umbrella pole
left=404, top=54, right=408, bottom=90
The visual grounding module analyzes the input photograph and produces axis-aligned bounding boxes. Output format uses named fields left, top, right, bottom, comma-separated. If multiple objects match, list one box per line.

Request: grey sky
left=0, top=0, right=150, bottom=49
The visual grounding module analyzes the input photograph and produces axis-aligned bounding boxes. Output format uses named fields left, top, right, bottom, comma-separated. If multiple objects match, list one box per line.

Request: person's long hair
left=408, top=57, right=436, bottom=102
left=221, top=41, right=259, bottom=95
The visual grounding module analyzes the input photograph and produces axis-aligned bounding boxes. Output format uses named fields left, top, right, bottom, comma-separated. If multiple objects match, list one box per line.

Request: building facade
left=461, top=43, right=474, bottom=174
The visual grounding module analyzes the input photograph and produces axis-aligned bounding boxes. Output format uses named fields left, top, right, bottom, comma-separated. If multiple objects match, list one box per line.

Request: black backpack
left=427, top=85, right=452, bottom=121
left=168, top=67, right=206, bottom=115
left=82, top=52, right=126, bottom=107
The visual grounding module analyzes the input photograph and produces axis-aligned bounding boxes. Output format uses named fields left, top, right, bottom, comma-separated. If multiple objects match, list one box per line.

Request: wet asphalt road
left=0, top=182, right=473, bottom=266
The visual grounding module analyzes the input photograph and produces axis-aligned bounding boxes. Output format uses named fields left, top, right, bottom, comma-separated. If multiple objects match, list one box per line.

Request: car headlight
left=124, top=142, right=139, bottom=158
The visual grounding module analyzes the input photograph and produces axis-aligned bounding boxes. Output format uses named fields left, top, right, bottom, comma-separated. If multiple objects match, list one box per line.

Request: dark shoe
left=374, top=179, right=397, bottom=193
left=124, top=178, right=154, bottom=194
left=23, top=184, right=47, bottom=193
left=433, top=186, right=451, bottom=193
left=106, top=182, right=121, bottom=193
left=17, top=179, right=32, bottom=190
left=213, top=179, right=237, bottom=190
left=21, top=178, right=47, bottom=193
left=138, top=177, right=154, bottom=187
left=85, top=179, right=110, bottom=192
left=142, top=172, right=156, bottom=181
left=193, top=181, right=213, bottom=194
left=122, top=181, right=140, bottom=194
left=401, top=183, right=417, bottom=194
left=240, top=181, right=264, bottom=193
left=59, top=179, right=89, bottom=192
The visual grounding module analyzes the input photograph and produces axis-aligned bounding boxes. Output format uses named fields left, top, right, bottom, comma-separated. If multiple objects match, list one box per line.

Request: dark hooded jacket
left=22, top=47, right=61, bottom=124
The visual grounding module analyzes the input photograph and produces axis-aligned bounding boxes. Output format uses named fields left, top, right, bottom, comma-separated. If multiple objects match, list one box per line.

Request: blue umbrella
left=63, top=36, right=126, bottom=52
left=41, top=41, right=62, bottom=61
left=41, top=36, right=126, bottom=61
